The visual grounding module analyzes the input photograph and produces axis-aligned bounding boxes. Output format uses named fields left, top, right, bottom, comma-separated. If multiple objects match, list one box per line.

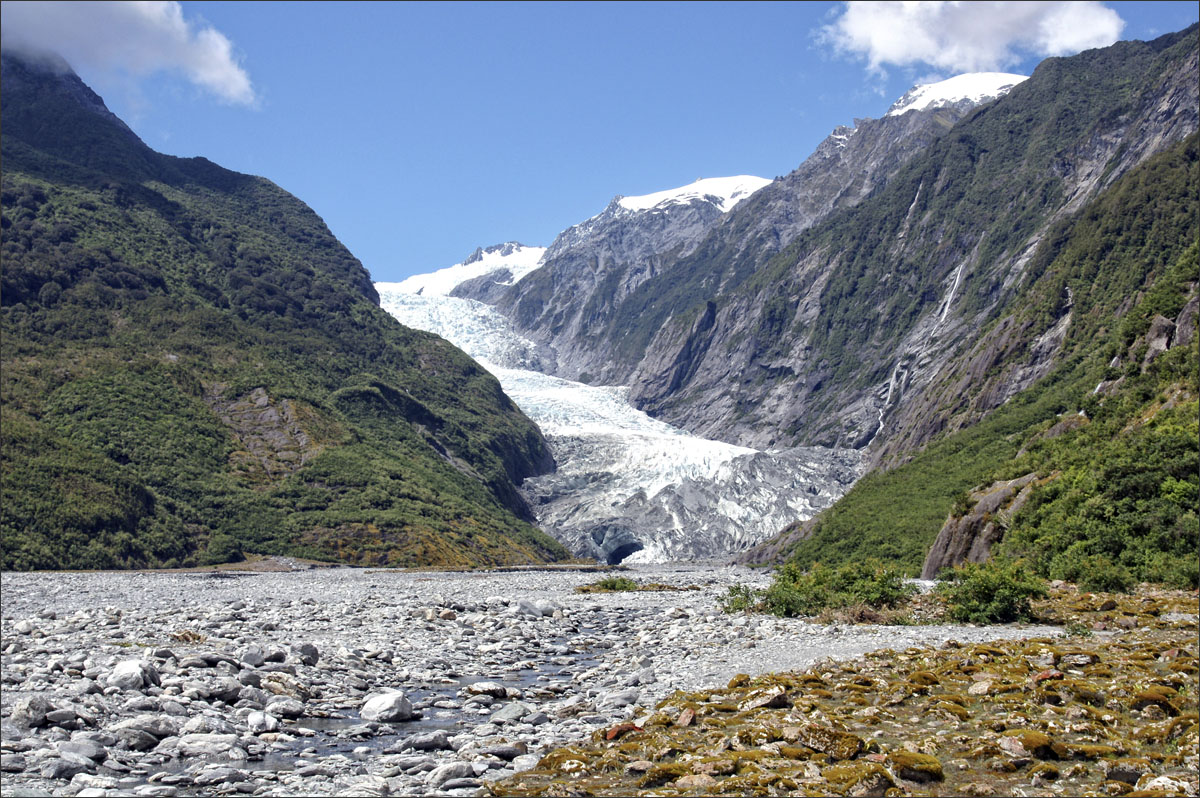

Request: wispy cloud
left=1, top=0, right=256, bottom=106
left=821, top=1, right=1126, bottom=75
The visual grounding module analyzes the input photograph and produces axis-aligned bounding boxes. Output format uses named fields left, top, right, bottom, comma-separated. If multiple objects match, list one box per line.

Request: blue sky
left=2, top=1, right=1196, bottom=282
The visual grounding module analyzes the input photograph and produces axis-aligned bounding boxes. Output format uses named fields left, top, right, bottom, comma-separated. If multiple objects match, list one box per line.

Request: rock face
left=472, top=106, right=980, bottom=389
left=635, top=32, right=1198, bottom=458
left=467, top=31, right=1198, bottom=470
left=920, top=473, right=1039, bottom=579
left=205, top=386, right=326, bottom=483
left=456, top=177, right=771, bottom=383
left=920, top=281, right=1199, bottom=577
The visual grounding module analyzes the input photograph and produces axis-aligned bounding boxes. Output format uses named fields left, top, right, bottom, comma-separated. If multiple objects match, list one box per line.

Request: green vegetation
left=0, top=53, right=568, bottom=570
left=777, top=133, right=1199, bottom=588
left=577, top=575, right=639, bottom=592
left=719, top=558, right=914, bottom=617
left=575, top=576, right=700, bottom=593
left=936, top=559, right=1047, bottom=624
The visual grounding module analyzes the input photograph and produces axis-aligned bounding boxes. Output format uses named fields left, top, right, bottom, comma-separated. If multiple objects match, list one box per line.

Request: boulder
left=360, top=691, right=413, bottom=723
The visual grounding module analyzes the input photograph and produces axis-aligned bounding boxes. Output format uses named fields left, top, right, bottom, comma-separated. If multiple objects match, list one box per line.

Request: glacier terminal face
left=378, top=252, right=861, bottom=563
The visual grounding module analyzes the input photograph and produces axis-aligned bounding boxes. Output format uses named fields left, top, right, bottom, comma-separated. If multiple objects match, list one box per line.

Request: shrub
left=1051, top=551, right=1137, bottom=593
left=1078, top=559, right=1136, bottom=594
left=1140, top=550, right=1200, bottom=590
left=742, top=558, right=916, bottom=618
left=937, top=558, right=1047, bottom=623
left=718, top=583, right=762, bottom=613
left=579, top=576, right=638, bottom=592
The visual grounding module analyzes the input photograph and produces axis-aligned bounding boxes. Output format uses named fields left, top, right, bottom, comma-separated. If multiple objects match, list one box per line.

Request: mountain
left=620, top=27, right=1197, bottom=453
left=392, top=241, right=546, bottom=299
left=452, top=176, right=771, bottom=381
left=0, top=51, right=569, bottom=570
left=427, top=26, right=1198, bottom=582
left=466, top=77, right=1026, bottom=389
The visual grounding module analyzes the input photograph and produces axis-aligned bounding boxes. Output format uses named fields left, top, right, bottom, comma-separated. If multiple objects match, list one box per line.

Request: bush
left=1140, top=550, right=1200, bottom=590
left=937, top=558, right=1047, bottom=623
left=1050, top=551, right=1137, bottom=593
left=742, top=558, right=916, bottom=618
left=718, top=583, right=763, bottom=613
left=578, top=576, right=639, bottom=592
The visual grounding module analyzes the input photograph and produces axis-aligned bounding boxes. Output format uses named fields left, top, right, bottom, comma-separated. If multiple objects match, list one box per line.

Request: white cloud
left=822, top=1, right=1125, bottom=75
left=0, top=0, right=256, bottom=105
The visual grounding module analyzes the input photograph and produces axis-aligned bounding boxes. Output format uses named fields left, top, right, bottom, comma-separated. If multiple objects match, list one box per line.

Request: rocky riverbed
left=0, top=562, right=1162, bottom=797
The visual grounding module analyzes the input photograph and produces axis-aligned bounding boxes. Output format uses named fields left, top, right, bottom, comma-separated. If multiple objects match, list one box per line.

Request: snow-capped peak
left=617, top=175, right=771, bottom=213
left=886, top=72, right=1027, bottom=117
left=381, top=242, right=546, bottom=296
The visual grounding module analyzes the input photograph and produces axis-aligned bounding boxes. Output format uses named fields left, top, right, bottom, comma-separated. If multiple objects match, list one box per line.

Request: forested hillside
left=0, top=52, right=568, bottom=570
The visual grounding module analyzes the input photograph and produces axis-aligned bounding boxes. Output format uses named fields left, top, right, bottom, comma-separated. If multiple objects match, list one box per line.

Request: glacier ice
left=376, top=270, right=861, bottom=563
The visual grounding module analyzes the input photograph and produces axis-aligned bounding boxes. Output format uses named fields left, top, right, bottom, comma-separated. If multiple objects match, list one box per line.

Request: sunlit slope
left=0, top=52, right=568, bottom=570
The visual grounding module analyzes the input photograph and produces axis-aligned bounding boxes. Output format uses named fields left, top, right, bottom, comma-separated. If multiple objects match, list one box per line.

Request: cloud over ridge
left=823, top=1, right=1126, bottom=74
left=0, top=0, right=255, bottom=105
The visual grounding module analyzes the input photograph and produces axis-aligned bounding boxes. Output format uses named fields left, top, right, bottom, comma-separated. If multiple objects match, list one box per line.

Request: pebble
left=1, top=563, right=1061, bottom=795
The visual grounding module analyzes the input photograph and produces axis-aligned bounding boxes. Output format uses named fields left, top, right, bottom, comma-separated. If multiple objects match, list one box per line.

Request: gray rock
left=239, top=645, right=265, bottom=668
left=490, top=701, right=533, bottom=724
left=41, top=756, right=88, bottom=780
left=111, top=714, right=180, bottom=739
left=511, top=753, right=541, bottom=773
left=426, top=761, right=475, bottom=787
left=360, top=691, right=413, bottom=723
left=0, top=753, right=28, bottom=772
left=107, top=659, right=159, bottom=691
left=466, top=681, right=508, bottom=698
left=599, top=687, right=640, bottom=708
left=266, top=696, right=305, bottom=718
left=477, top=743, right=526, bottom=761
left=10, top=696, right=54, bottom=728
left=237, top=669, right=262, bottom=687
left=246, top=711, right=279, bottom=734
left=404, top=730, right=452, bottom=751
left=335, top=775, right=390, bottom=796
left=510, top=599, right=543, bottom=618
left=177, top=733, right=238, bottom=758
left=57, top=738, right=107, bottom=761
left=114, top=728, right=158, bottom=751
left=44, top=707, right=79, bottom=725
left=192, top=766, right=248, bottom=786
left=291, top=643, right=319, bottom=666
left=441, top=777, right=482, bottom=790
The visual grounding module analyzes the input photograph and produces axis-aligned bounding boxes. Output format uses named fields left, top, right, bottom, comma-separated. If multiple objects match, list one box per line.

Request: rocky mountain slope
left=0, top=51, right=568, bottom=570
left=621, top=28, right=1197, bottom=454
left=471, top=75, right=1026, bottom=389
left=453, top=176, right=771, bottom=382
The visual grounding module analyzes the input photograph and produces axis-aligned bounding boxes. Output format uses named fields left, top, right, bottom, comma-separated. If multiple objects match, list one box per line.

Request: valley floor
left=0, top=565, right=1194, bottom=796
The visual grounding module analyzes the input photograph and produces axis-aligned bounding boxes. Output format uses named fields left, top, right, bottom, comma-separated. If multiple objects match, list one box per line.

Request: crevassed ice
left=376, top=285, right=755, bottom=499
left=376, top=254, right=861, bottom=562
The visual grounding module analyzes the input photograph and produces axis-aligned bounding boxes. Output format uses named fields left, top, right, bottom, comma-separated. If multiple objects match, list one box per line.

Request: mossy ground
left=491, top=585, right=1198, bottom=797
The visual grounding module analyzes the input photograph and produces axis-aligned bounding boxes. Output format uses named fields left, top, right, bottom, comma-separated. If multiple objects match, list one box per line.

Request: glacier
left=377, top=262, right=861, bottom=564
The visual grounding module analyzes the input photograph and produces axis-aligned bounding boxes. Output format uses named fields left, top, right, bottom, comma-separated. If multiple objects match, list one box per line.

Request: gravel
left=1, top=562, right=1061, bottom=796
